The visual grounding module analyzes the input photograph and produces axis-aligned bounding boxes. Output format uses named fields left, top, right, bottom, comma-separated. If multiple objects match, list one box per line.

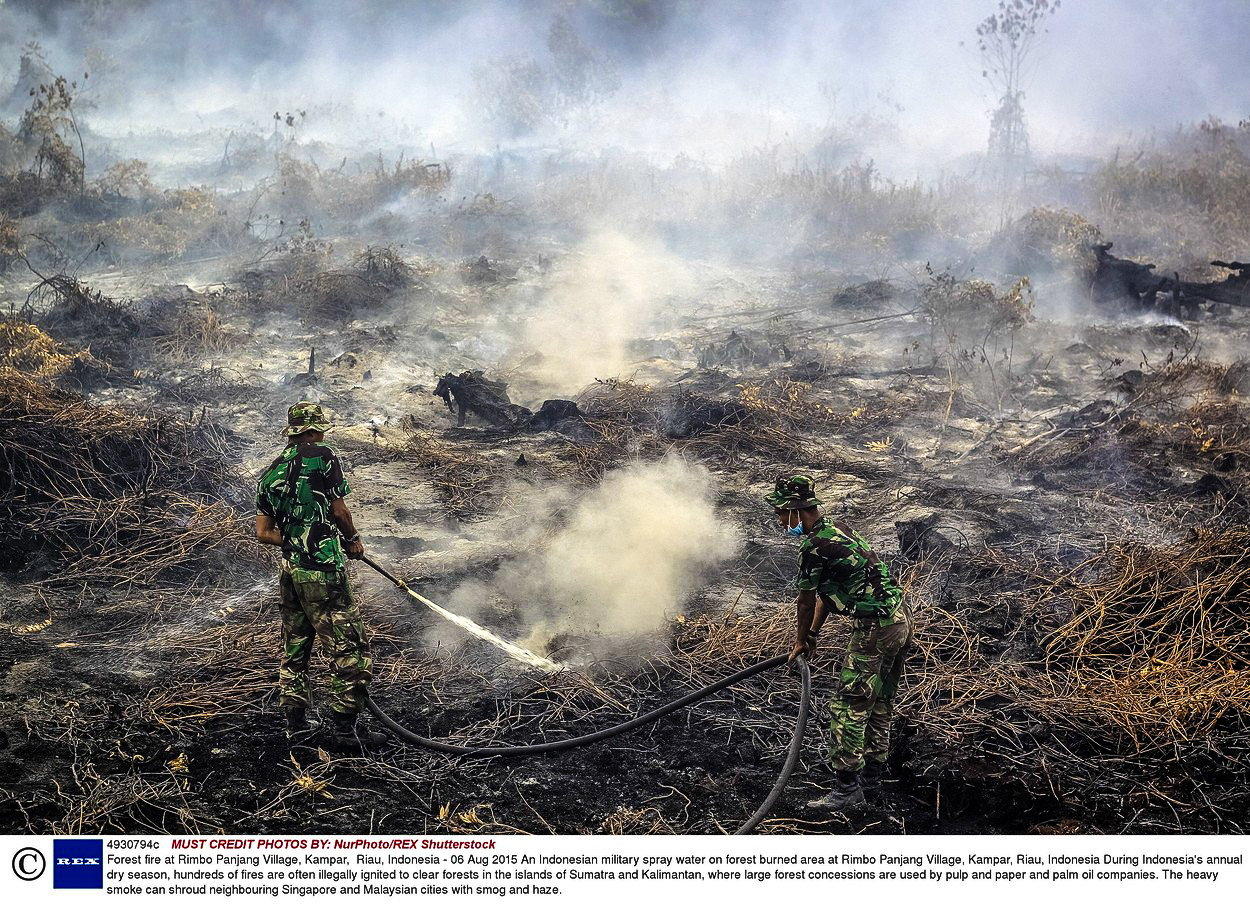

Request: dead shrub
left=0, top=317, right=99, bottom=378
left=919, top=269, right=1034, bottom=413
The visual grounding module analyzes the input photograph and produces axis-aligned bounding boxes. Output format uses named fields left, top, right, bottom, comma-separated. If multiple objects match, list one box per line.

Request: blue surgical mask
left=786, top=515, right=804, bottom=537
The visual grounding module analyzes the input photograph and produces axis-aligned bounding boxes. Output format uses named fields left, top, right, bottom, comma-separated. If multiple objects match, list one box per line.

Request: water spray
left=358, top=553, right=811, bottom=835
left=361, top=556, right=561, bottom=673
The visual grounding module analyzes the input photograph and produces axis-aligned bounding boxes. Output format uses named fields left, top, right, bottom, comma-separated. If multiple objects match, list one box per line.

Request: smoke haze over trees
left=1, top=0, right=1247, bottom=174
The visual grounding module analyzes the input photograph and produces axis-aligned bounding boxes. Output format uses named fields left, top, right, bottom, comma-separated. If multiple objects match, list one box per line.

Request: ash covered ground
left=1, top=1, right=1249, bottom=836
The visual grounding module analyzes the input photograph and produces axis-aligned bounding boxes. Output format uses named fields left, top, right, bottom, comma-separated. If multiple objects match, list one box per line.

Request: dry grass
left=1090, top=121, right=1250, bottom=272
left=0, top=317, right=95, bottom=377
left=151, top=307, right=237, bottom=361
left=236, top=241, right=419, bottom=326
left=1039, top=528, right=1250, bottom=742
left=901, top=525, right=1250, bottom=832
left=0, top=367, right=253, bottom=582
left=388, top=424, right=499, bottom=519
left=19, top=275, right=239, bottom=368
left=19, top=185, right=250, bottom=264
left=992, top=206, right=1104, bottom=276
left=262, top=153, right=451, bottom=224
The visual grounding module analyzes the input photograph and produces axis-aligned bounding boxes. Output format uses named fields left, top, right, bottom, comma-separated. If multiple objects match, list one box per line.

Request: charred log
left=1176, top=262, right=1250, bottom=308
left=1089, top=242, right=1166, bottom=306
left=1090, top=244, right=1250, bottom=312
left=434, top=369, right=532, bottom=428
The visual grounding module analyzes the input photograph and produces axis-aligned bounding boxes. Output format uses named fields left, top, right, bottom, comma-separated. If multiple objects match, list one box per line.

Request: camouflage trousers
left=278, top=562, right=372, bottom=714
left=828, top=604, right=913, bottom=773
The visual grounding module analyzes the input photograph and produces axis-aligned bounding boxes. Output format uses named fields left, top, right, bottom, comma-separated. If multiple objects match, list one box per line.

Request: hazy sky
left=1, top=0, right=1246, bottom=163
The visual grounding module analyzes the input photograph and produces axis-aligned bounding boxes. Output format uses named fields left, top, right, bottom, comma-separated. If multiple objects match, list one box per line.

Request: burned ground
left=3, top=79, right=1250, bottom=838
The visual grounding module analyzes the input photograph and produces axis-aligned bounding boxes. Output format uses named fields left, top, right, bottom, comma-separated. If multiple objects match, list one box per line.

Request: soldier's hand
left=787, top=640, right=810, bottom=665
left=346, top=538, right=365, bottom=560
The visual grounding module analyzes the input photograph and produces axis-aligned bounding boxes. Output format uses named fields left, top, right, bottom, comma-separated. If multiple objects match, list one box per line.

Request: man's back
left=798, top=518, right=902, bottom=618
left=256, top=441, right=351, bottom=571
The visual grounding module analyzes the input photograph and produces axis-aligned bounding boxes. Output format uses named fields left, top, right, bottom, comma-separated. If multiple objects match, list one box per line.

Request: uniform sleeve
left=324, top=448, right=351, bottom=500
left=256, top=480, right=275, bottom=517
left=796, top=542, right=822, bottom=591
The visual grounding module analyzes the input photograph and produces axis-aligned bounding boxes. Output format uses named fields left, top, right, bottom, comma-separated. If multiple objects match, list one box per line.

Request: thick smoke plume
left=437, top=457, right=739, bottom=655
left=519, top=229, right=694, bottom=393
left=527, top=455, right=737, bottom=636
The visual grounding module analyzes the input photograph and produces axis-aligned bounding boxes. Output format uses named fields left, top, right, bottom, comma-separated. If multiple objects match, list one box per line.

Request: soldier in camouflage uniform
left=255, top=402, right=386, bottom=751
left=765, top=475, right=913, bottom=809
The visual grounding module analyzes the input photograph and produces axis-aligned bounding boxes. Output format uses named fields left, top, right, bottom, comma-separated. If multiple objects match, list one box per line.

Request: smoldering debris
left=20, top=273, right=237, bottom=374
left=894, top=515, right=958, bottom=562
left=698, top=329, right=791, bottom=370
left=24, top=274, right=141, bottom=370
left=434, top=369, right=531, bottom=428
left=236, top=240, right=420, bottom=326
left=830, top=279, right=899, bottom=310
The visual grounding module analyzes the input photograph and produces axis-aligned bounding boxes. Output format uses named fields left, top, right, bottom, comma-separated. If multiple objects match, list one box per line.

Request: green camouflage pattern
left=828, top=609, right=912, bottom=772
left=765, top=474, right=820, bottom=510
left=284, top=401, right=332, bottom=437
left=797, top=518, right=903, bottom=619
left=279, top=562, right=372, bottom=713
left=256, top=441, right=351, bottom=571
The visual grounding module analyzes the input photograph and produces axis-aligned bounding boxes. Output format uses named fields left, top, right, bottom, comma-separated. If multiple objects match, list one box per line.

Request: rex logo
left=53, top=840, right=104, bottom=889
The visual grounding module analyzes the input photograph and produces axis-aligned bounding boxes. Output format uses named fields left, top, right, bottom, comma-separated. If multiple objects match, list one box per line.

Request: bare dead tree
left=975, top=0, right=1060, bottom=200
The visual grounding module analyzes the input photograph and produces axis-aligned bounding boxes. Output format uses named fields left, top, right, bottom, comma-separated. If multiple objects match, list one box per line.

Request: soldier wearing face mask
left=765, top=475, right=913, bottom=810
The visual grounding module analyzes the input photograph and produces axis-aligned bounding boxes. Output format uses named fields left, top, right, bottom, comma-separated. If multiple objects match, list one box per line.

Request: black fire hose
left=361, top=556, right=812, bottom=834
left=734, top=655, right=810, bottom=836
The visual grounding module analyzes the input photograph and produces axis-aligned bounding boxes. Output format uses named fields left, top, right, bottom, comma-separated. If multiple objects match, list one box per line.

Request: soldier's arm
left=810, top=595, right=829, bottom=642
left=790, top=589, right=818, bottom=663
left=330, top=498, right=365, bottom=559
left=329, top=497, right=356, bottom=537
left=255, top=514, right=283, bottom=547
left=321, top=447, right=364, bottom=559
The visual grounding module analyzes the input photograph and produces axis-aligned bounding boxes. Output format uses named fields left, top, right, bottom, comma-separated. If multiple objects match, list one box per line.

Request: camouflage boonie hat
left=284, top=402, right=332, bottom=437
left=765, top=474, right=820, bottom=510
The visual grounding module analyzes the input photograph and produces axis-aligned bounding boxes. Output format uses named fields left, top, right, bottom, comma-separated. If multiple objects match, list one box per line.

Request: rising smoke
left=435, top=456, right=740, bottom=656
left=515, top=229, right=695, bottom=394
left=527, top=455, right=738, bottom=635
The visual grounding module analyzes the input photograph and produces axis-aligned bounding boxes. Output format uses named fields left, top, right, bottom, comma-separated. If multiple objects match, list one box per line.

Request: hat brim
left=770, top=498, right=818, bottom=510
left=765, top=491, right=819, bottom=510
left=284, top=422, right=332, bottom=437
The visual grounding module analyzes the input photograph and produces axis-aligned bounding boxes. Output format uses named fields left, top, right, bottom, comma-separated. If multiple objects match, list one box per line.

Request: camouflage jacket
left=256, top=441, right=351, bottom=572
left=797, top=518, right=902, bottom=620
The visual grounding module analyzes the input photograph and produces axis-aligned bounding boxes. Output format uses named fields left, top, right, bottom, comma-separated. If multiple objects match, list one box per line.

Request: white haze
left=514, top=229, right=694, bottom=394
left=1, top=0, right=1247, bottom=178
left=439, top=457, right=740, bottom=652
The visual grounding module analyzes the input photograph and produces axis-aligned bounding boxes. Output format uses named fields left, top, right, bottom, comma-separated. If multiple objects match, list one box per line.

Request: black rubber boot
left=807, top=770, right=866, bottom=810
left=861, top=761, right=886, bottom=789
left=285, top=707, right=320, bottom=744
left=328, top=711, right=389, bottom=752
